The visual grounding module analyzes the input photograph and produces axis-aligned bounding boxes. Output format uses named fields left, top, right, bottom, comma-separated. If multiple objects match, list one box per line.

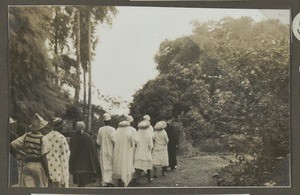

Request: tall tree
left=49, top=6, right=72, bottom=86
left=9, top=7, right=69, bottom=131
left=78, top=6, right=117, bottom=132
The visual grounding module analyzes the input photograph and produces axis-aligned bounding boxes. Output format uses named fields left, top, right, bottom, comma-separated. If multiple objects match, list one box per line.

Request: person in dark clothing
left=69, top=121, right=101, bottom=187
left=165, top=120, right=179, bottom=170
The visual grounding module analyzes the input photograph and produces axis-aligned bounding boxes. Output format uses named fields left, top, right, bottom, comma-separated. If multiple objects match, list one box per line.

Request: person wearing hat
left=9, top=117, right=19, bottom=186
left=11, top=113, right=51, bottom=187
left=45, top=117, right=70, bottom=188
left=69, top=121, right=100, bottom=187
left=143, top=115, right=154, bottom=134
left=133, top=121, right=154, bottom=184
left=152, top=121, right=169, bottom=177
left=96, top=113, right=116, bottom=187
left=112, top=120, right=136, bottom=187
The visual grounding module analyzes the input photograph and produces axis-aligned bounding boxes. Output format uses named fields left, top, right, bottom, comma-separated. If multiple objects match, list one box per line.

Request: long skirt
left=73, top=173, right=95, bottom=186
left=21, top=162, right=48, bottom=187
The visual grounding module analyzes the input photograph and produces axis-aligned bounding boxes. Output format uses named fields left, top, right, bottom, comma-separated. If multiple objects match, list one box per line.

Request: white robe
left=152, top=130, right=169, bottom=167
left=97, top=125, right=115, bottom=184
left=133, top=128, right=153, bottom=172
left=112, top=125, right=136, bottom=187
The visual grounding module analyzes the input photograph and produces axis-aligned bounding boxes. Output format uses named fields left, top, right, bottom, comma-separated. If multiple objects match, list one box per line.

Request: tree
left=9, top=7, right=70, bottom=132
left=130, top=17, right=289, bottom=185
left=77, top=6, right=117, bottom=132
left=49, top=6, right=72, bottom=86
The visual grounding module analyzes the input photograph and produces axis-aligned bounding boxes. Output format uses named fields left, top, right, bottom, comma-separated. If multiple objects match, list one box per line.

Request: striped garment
left=24, top=132, right=44, bottom=160
left=11, top=131, right=50, bottom=187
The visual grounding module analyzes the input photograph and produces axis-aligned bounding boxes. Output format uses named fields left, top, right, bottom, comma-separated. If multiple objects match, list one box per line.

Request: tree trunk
left=54, top=8, right=59, bottom=86
left=87, top=11, right=92, bottom=133
left=74, top=11, right=81, bottom=105
left=83, top=69, right=87, bottom=122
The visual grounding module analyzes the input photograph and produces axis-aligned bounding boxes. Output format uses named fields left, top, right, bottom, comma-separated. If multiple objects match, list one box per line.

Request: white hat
left=103, top=113, right=111, bottom=121
left=76, top=121, right=86, bottom=131
left=143, top=115, right=151, bottom=121
left=138, top=121, right=149, bottom=129
left=29, top=113, right=48, bottom=132
left=10, top=117, right=16, bottom=124
left=154, top=121, right=167, bottom=131
left=118, top=121, right=130, bottom=127
left=126, top=115, right=134, bottom=123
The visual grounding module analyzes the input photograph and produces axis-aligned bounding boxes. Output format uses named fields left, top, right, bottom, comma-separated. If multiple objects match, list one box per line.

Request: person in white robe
left=152, top=121, right=169, bottom=177
left=143, top=115, right=154, bottom=134
left=112, top=121, right=136, bottom=187
left=133, top=121, right=153, bottom=183
left=96, top=113, right=116, bottom=187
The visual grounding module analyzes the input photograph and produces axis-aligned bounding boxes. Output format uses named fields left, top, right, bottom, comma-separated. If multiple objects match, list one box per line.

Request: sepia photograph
left=8, top=5, right=290, bottom=189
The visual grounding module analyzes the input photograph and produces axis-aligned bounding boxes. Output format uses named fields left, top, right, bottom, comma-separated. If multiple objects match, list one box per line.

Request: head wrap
left=138, top=121, right=150, bottom=129
left=103, top=113, right=111, bottom=121
left=76, top=121, right=86, bottom=131
left=126, top=115, right=134, bottom=123
left=52, top=117, right=64, bottom=129
left=154, top=121, right=167, bottom=131
left=143, top=115, right=151, bottom=121
left=118, top=121, right=130, bottom=127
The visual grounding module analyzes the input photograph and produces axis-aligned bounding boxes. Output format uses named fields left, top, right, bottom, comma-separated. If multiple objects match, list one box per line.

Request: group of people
left=9, top=112, right=179, bottom=188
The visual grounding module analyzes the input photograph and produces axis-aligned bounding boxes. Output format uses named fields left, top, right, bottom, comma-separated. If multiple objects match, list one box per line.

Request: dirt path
left=129, top=154, right=233, bottom=187
left=70, top=154, right=234, bottom=188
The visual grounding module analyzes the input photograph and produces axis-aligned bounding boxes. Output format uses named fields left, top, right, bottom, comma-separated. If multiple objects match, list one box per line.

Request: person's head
left=76, top=121, right=85, bottom=133
left=138, top=120, right=149, bottom=130
left=126, top=115, right=134, bottom=124
left=103, top=113, right=111, bottom=126
left=143, top=115, right=151, bottom=121
left=118, top=120, right=130, bottom=128
left=52, top=117, right=64, bottom=132
left=29, top=113, right=49, bottom=133
left=154, top=121, right=167, bottom=131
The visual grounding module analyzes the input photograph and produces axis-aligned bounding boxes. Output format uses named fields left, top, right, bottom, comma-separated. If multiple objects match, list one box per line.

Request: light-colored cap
left=118, top=121, right=130, bottom=127
left=76, top=121, right=86, bottom=131
left=154, top=121, right=167, bottom=131
left=143, top=115, right=151, bottom=121
left=103, top=113, right=111, bottom=121
left=126, top=115, right=134, bottom=123
left=138, top=121, right=150, bottom=129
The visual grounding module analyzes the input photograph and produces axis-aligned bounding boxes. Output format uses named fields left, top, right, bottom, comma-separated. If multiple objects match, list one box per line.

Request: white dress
left=112, top=123, right=136, bottom=187
left=152, top=130, right=169, bottom=167
left=97, top=125, right=115, bottom=184
left=133, top=128, right=153, bottom=172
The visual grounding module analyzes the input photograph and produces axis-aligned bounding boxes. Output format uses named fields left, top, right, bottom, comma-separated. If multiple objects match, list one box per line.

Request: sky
left=89, top=7, right=290, bottom=115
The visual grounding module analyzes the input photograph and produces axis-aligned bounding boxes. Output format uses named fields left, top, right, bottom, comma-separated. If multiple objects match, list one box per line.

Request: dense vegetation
left=130, top=17, right=289, bottom=185
left=9, top=6, right=117, bottom=134
left=9, top=6, right=289, bottom=186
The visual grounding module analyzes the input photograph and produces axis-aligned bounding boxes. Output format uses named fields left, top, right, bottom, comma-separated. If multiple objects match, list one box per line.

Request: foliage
left=9, top=7, right=70, bottom=133
left=130, top=17, right=289, bottom=185
left=9, top=6, right=118, bottom=134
